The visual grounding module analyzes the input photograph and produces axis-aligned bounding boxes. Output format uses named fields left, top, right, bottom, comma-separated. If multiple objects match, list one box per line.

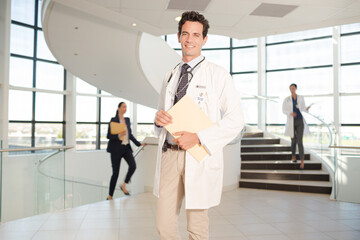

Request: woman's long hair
left=114, top=102, right=125, bottom=117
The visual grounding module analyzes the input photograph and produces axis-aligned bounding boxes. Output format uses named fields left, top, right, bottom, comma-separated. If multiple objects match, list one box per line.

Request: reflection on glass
left=232, top=47, right=257, bottom=72
left=266, top=27, right=332, bottom=43
left=37, top=30, right=56, bottom=61
left=341, top=96, right=360, bottom=124
left=9, top=90, right=33, bottom=121
left=35, top=123, right=63, bottom=147
left=35, top=92, right=64, bottom=121
left=340, top=65, right=360, bottom=93
left=341, top=127, right=360, bottom=146
left=202, top=50, right=230, bottom=72
left=76, top=124, right=96, bottom=150
left=10, top=24, right=34, bottom=57
left=232, top=73, right=257, bottom=96
left=233, top=38, right=257, bottom=47
left=137, top=104, right=157, bottom=123
left=76, top=78, right=97, bottom=94
left=267, top=38, right=332, bottom=70
left=36, top=61, right=64, bottom=91
left=76, top=96, right=97, bottom=122
left=267, top=68, right=333, bottom=96
left=100, top=124, right=108, bottom=150
left=137, top=124, right=155, bottom=141
left=341, top=35, right=360, bottom=63
left=11, top=0, right=35, bottom=25
left=101, top=97, right=129, bottom=122
left=203, top=34, right=229, bottom=49
left=9, top=57, right=33, bottom=88
left=8, top=123, right=32, bottom=149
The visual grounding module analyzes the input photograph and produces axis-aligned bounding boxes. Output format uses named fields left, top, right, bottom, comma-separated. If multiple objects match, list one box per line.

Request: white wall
left=336, top=156, right=360, bottom=203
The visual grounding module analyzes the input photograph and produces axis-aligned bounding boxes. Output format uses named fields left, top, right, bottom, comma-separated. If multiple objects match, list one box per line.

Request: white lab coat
left=282, top=95, right=310, bottom=138
left=153, top=60, right=244, bottom=209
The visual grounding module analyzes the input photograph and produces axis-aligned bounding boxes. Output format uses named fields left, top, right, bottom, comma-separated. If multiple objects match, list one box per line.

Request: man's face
left=178, top=21, right=208, bottom=61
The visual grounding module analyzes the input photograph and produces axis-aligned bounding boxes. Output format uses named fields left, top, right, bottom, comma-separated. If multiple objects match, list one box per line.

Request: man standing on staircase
left=153, top=11, right=245, bottom=240
left=282, top=83, right=311, bottom=169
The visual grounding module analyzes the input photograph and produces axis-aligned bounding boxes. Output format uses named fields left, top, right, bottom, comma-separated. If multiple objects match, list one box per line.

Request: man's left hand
left=172, top=131, right=200, bottom=150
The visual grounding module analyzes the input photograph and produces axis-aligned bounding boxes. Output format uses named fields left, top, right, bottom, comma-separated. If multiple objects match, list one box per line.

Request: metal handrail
left=0, top=146, right=73, bottom=153
left=329, top=145, right=360, bottom=149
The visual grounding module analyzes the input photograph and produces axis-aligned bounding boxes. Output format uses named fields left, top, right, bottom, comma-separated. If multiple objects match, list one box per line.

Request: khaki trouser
left=156, top=149, right=209, bottom=240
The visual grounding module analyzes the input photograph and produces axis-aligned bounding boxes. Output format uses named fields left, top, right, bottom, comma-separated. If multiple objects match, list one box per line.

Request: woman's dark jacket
left=106, top=116, right=141, bottom=153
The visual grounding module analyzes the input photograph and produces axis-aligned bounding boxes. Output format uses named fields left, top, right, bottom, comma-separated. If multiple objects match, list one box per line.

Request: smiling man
left=154, top=11, right=244, bottom=240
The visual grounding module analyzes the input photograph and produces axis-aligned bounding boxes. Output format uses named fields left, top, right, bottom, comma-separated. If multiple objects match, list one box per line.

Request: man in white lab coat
left=154, top=11, right=244, bottom=240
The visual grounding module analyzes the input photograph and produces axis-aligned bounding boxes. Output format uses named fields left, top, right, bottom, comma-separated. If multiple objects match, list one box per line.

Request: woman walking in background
left=282, top=84, right=311, bottom=169
left=106, top=102, right=146, bottom=200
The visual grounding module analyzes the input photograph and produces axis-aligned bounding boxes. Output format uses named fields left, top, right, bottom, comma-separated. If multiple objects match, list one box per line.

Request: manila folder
left=110, top=122, right=126, bottom=140
left=165, top=95, right=214, bottom=162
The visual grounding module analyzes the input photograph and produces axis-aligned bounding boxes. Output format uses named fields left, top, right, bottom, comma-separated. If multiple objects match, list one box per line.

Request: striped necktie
left=174, top=63, right=190, bottom=104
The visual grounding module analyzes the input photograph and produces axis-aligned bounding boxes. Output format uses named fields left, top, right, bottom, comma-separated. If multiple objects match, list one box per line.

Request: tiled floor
left=1, top=188, right=360, bottom=240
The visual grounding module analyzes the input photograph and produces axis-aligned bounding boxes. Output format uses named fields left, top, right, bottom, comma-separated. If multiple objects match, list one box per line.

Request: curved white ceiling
left=42, top=0, right=360, bottom=108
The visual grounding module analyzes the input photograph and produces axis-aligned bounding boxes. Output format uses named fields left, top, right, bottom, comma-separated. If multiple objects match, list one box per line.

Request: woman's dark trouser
left=291, top=117, right=305, bottom=160
left=108, top=145, right=137, bottom=196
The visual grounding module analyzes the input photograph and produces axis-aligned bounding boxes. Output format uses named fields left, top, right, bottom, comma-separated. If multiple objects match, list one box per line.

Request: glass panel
left=37, top=30, right=56, bottom=61
left=232, top=38, right=257, bottom=47
left=266, top=38, right=333, bottom=70
left=137, top=104, right=156, bottom=123
left=267, top=68, right=333, bottom=97
left=9, top=57, right=33, bottom=88
left=232, top=47, right=257, bottom=72
left=8, top=123, right=32, bottom=149
left=100, top=90, right=112, bottom=96
left=202, top=50, right=230, bottom=72
left=166, top=34, right=180, bottom=49
left=100, top=124, right=108, bottom=150
left=8, top=90, right=33, bottom=121
left=35, top=92, right=64, bottom=121
left=341, top=127, right=360, bottom=146
left=100, top=97, right=129, bottom=122
left=266, top=100, right=286, bottom=124
left=10, top=24, right=34, bottom=57
left=35, top=123, right=63, bottom=147
left=136, top=124, right=155, bottom=141
left=76, top=124, right=97, bottom=150
left=11, top=0, right=35, bottom=25
left=36, top=61, right=64, bottom=91
left=242, top=99, right=258, bottom=124
left=76, top=78, right=97, bottom=94
left=341, top=23, right=360, bottom=34
left=232, top=73, right=257, bottom=96
left=203, top=34, right=229, bottom=49
left=341, top=96, right=360, bottom=124
left=76, top=96, right=97, bottom=122
left=341, top=35, right=360, bottom=63
left=340, top=65, right=360, bottom=93
left=266, top=27, right=332, bottom=43
left=305, top=97, right=334, bottom=123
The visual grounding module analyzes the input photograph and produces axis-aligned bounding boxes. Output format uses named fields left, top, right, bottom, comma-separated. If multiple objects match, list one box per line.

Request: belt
left=162, top=141, right=184, bottom=151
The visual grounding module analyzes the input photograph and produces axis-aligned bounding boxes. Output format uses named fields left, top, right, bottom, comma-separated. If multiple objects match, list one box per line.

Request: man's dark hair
left=289, top=83, right=297, bottom=89
left=178, top=11, right=210, bottom=38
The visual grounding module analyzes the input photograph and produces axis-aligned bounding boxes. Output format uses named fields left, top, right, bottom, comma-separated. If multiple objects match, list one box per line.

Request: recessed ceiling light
left=74, top=53, right=78, bottom=56
left=74, top=27, right=78, bottom=30
left=132, top=23, right=137, bottom=27
left=175, top=16, right=181, bottom=22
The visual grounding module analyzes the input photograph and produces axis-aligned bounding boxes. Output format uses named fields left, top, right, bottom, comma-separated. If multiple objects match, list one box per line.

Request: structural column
left=0, top=0, right=11, bottom=149
left=65, top=71, right=77, bottom=150
left=257, top=37, right=266, bottom=131
left=333, top=26, right=341, bottom=145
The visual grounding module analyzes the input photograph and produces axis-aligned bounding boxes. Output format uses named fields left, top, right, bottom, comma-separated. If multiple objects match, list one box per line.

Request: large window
left=8, top=0, right=65, bottom=150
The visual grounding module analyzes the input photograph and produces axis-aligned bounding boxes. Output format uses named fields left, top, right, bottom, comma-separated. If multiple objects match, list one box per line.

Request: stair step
left=243, top=132, right=264, bottom=138
left=241, top=170, right=329, bottom=181
left=241, top=152, right=311, bottom=160
left=241, top=138, right=280, bottom=145
left=241, top=161, right=322, bottom=170
left=242, top=144, right=291, bottom=152
left=239, top=179, right=332, bottom=194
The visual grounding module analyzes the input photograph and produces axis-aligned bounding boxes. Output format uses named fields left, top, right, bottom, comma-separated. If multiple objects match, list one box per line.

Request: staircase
left=239, top=131, right=332, bottom=194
